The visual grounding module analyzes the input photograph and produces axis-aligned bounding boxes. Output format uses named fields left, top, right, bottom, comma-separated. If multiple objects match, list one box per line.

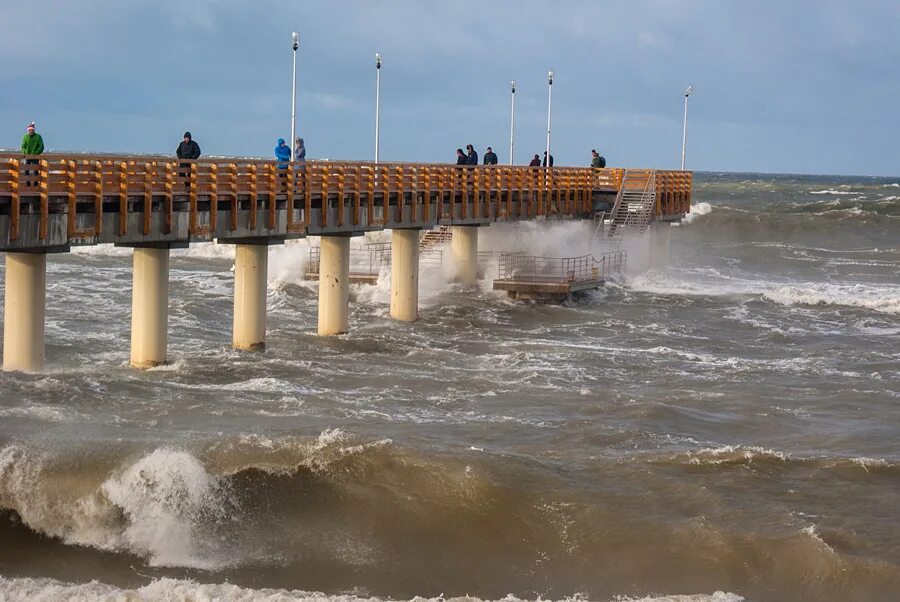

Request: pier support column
left=233, top=244, right=268, bottom=351
left=130, top=246, right=169, bottom=369
left=649, top=222, right=671, bottom=269
left=2, top=252, right=46, bottom=372
left=317, top=235, right=350, bottom=336
left=451, top=225, right=478, bottom=284
left=390, top=229, right=420, bottom=322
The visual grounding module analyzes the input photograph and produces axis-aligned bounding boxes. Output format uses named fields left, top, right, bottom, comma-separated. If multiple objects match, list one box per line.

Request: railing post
left=9, top=158, right=20, bottom=241
left=267, top=162, right=277, bottom=230
left=209, top=162, right=218, bottom=233
left=66, top=160, right=76, bottom=237
left=248, top=163, right=258, bottom=230
left=38, top=159, right=48, bottom=240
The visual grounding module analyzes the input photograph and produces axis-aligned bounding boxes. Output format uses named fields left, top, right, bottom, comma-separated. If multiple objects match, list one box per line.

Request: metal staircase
left=607, top=169, right=657, bottom=238
left=419, top=225, right=452, bottom=250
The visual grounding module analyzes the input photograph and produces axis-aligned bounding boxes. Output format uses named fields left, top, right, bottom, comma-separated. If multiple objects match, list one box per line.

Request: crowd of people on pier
left=13, top=122, right=607, bottom=169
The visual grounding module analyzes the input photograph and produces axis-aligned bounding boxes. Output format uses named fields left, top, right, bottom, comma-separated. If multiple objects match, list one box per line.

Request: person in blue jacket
left=275, top=138, right=292, bottom=163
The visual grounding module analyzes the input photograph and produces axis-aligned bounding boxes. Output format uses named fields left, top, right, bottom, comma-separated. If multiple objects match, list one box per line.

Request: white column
left=233, top=244, right=268, bottom=350
left=2, top=253, right=46, bottom=372
left=451, top=225, right=478, bottom=284
left=130, top=247, right=169, bottom=369
left=650, top=222, right=672, bottom=269
left=317, top=235, right=350, bottom=336
left=390, top=229, right=419, bottom=322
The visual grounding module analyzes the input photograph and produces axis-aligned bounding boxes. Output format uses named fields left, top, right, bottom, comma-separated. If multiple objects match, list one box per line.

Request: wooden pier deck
left=0, top=154, right=692, bottom=252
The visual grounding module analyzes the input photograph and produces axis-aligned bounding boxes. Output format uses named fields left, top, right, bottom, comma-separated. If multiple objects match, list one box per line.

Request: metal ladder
left=419, top=225, right=452, bottom=250
left=607, top=169, right=657, bottom=238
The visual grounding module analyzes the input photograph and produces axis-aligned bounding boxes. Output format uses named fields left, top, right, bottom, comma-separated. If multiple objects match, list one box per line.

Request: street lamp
left=545, top=70, right=553, bottom=168
left=375, top=52, right=382, bottom=163
left=681, top=84, right=693, bottom=171
left=509, top=80, right=516, bottom=165
left=291, top=32, right=300, bottom=159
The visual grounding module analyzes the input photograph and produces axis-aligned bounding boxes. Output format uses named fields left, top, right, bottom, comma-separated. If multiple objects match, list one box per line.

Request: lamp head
left=548, top=70, right=554, bottom=84
left=376, top=52, right=382, bottom=68
left=292, top=32, right=300, bottom=51
left=685, top=84, right=694, bottom=97
left=511, top=80, right=516, bottom=93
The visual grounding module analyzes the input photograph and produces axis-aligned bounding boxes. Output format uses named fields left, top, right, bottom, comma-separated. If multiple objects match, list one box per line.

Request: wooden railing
left=0, top=153, right=692, bottom=243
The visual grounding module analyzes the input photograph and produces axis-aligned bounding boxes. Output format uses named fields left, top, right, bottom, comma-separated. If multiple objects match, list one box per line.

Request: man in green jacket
left=21, top=122, right=44, bottom=188
left=21, top=122, right=44, bottom=155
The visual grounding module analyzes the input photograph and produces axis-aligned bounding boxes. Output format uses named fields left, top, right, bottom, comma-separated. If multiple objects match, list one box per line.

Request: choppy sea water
left=0, top=172, right=898, bottom=602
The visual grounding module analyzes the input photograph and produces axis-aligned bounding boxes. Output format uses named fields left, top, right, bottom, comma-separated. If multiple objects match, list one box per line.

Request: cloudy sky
left=0, top=1, right=897, bottom=175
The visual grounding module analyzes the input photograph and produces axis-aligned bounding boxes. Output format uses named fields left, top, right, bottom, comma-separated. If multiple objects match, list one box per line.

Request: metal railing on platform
left=497, top=250, right=626, bottom=284
left=306, top=241, right=445, bottom=281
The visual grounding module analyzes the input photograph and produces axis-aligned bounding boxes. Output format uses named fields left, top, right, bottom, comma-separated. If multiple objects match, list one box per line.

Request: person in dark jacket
left=275, top=138, right=292, bottom=162
left=176, top=132, right=201, bottom=159
left=465, top=144, right=478, bottom=166
left=483, top=147, right=498, bottom=165
left=455, top=148, right=467, bottom=165
left=294, top=138, right=306, bottom=162
left=529, top=154, right=541, bottom=167
left=591, top=149, right=607, bottom=168
left=542, top=151, right=554, bottom=167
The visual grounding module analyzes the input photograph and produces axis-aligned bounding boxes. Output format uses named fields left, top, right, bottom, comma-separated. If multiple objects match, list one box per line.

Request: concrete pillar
left=650, top=222, right=672, bottom=269
left=2, top=252, right=46, bottom=372
left=317, top=235, right=350, bottom=336
left=233, top=244, right=268, bottom=350
left=390, top=229, right=420, bottom=322
left=130, top=247, right=169, bottom=369
left=451, top=225, right=478, bottom=284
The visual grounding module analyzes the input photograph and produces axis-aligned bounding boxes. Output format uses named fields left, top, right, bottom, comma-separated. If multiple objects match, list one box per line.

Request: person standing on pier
left=466, top=144, right=478, bottom=166
left=483, top=147, right=498, bottom=165
left=176, top=132, right=201, bottom=159
left=294, top=138, right=306, bottom=163
left=21, top=122, right=44, bottom=188
left=591, top=149, right=606, bottom=168
left=21, top=122, right=44, bottom=156
left=542, top=151, right=554, bottom=167
left=455, top=148, right=467, bottom=165
left=529, top=154, right=541, bottom=167
left=275, top=138, right=292, bottom=162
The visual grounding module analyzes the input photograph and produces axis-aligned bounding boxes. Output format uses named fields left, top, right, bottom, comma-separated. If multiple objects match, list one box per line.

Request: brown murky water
left=0, top=173, right=898, bottom=601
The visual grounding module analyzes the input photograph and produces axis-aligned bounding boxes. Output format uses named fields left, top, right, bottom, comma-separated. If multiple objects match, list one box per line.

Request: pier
left=0, top=153, right=691, bottom=371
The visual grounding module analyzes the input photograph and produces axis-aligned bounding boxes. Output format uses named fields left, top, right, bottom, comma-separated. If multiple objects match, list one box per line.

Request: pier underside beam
left=130, top=246, right=170, bottom=369
left=390, top=229, right=420, bottom=322
left=233, top=243, right=269, bottom=351
left=2, top=252, right=46, bottom=372
left=451, top=225, right=479, bottom=284
left=317, top=235, right=351, bottom=336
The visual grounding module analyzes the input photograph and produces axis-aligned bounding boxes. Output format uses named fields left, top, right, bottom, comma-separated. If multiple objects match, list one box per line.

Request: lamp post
left=509, top=80, right=516, bottom=165
left=545, top=70, right=553, bottom=168
left=290, top=32, right=300, bottom=159
left=375, top=52, right=382, bottom=163
left=681, top=84, right=693, bottom=171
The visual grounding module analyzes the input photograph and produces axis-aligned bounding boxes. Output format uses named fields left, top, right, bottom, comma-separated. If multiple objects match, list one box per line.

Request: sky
left=0, top=1, right=897, bottom=176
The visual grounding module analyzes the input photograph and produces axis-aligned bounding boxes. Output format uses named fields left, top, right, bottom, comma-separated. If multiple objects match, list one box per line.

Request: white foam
left=762, top=283, right=900, bottom=315
left=100, top=449, right=223, bottom=568
left=631, top=271, right=900, bottom=315
left=0, top=576, right=744, bottom=602
left=809, top=189, right=856, bottom=195
left=683, top=201, right=712, bottom=224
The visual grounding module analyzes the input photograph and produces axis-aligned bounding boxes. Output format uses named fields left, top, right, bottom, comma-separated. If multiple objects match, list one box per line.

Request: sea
left=0, top=172, right=898, bottom=601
